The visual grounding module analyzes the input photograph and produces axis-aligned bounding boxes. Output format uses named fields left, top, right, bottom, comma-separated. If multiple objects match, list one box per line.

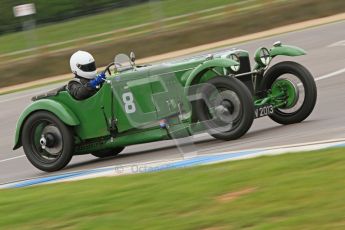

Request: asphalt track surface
left=1, top=21, right=345, bottom=184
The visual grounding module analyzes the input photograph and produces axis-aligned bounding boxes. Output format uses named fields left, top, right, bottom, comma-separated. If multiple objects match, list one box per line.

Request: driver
left=67, top=50, right=106, bottom=100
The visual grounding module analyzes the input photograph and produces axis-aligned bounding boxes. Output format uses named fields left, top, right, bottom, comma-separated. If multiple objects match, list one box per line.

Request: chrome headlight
left=229, top=53, right=240, bottom=72
left=254, top=47, right=271, bottom=67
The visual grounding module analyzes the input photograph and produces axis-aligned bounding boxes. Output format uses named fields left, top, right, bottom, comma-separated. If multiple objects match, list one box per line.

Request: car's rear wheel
left=91, top=147, right=124, bottom=158
left=194, top=76, right=254, bottom=140
left=263, top=61, right=317, bottom=125
left=21, top=111, right=74, bottom=172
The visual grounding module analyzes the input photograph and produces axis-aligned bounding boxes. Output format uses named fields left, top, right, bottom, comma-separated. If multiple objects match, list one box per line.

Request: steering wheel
left=104, top=62, right=114, bottom=75
left=104, top=61, right=136, bottom=76
left=104, top=62, right=125, bottom=75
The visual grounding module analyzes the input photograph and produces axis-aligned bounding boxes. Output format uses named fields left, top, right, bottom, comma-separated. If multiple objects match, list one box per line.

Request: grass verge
left=1, top=0, right=345, bottom=88
left=0, top=0, right=237, bottom=54
left=0, top=148, right=345, bottom=229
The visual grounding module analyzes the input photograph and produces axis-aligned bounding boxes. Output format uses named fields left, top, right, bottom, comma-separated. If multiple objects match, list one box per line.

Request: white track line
left=314, top=67, right=345, bottom=81
left=0, top=155, right=25, bottom=163
left=0, top=91, right=45, bottom=104
left=2, top=138, right=345, bottom=189
left=0, top=84, right=64, bottom=103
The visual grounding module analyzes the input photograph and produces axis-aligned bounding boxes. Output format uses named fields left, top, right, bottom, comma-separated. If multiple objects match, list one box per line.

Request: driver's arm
left=67, top=73, right=106, bottom=100
left=67, top=80, right=96, bottom=100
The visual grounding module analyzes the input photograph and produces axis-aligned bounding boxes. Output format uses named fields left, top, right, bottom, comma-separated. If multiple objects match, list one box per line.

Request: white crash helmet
left=70, top=51, right=97, bottom=79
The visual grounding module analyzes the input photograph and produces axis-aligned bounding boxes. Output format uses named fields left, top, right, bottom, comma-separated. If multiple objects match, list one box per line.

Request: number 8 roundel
left=122, top=92, right=136, bottom=114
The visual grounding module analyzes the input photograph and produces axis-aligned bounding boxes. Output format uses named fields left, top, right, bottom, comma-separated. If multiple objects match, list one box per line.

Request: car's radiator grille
left=235, top=56, right=254, bottom=95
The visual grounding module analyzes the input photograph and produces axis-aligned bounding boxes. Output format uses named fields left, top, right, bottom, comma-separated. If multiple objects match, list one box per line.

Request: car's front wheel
left=21, top=111, right=74, bottom=172
left=263, top=61, right=317, bottom=125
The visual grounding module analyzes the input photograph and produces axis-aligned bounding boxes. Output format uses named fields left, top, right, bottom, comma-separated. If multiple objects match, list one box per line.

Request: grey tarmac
left=1, top=20, right=345, bottom=184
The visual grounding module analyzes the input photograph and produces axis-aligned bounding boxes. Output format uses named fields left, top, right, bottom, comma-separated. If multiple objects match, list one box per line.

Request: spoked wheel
left=91, top=147, right=125, bottom=158
left=263, top=61, right=317, bottom=124
left=21, top=111, right=74, bottom=172
left=195, top=76, right=255, bottom=140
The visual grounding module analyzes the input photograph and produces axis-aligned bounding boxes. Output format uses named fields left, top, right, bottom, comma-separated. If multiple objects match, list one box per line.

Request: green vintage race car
left=14, top=41, right=317, bottom=172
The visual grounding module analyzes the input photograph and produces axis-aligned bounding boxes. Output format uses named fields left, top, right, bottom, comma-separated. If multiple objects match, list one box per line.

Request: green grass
left=1, top=148, right=345, bottom=229
left=1, top=0, right=345, bottom=88
left=0, top=0, right=238, bottom=54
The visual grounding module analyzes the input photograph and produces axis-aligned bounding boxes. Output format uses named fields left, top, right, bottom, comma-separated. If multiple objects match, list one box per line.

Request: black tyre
left=91, top=147, right=124, bottom=158
left=263, top=61, right=317, bottom=125
left=21, top=111, right=74, bottom=172
left=195, top=76, right=255, bottom=140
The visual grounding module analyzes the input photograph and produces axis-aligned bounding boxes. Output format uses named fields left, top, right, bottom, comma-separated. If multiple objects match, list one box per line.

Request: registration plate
left=255, top=104, right=274, bottom=118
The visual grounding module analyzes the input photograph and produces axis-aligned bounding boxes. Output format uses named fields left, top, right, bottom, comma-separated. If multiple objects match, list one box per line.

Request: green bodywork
left=270, top=45, right=306, bottom=57
left=254, top=79, right=299, bottom=109
left=254, top=44, right=306, bottom=68
left=14, top=42, right=307, bottom=153
left=13, top=99, right=80, bottom=149
left=14, top=53, right=238, bottom=152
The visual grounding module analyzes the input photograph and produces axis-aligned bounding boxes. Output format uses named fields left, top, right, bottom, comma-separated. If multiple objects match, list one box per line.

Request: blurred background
left=0, top=0, right=345, bottom=88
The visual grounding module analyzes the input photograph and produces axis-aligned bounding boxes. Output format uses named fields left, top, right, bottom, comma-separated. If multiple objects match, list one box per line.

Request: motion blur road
left=1, top=21, right=345, bottom=184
